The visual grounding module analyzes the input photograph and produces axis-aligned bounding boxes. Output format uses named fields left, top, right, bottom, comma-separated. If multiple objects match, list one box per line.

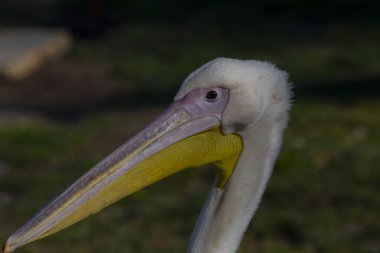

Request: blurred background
left=0, top=1, right=379, bottom=252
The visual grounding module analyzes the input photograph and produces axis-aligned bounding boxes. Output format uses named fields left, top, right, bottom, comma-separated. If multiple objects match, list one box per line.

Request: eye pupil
left=206, top=90, right=218, bottom=100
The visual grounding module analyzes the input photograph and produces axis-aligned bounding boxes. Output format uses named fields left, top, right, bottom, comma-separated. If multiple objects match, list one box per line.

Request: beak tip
left=2, top=238, right=13, bottom=253
left=2, top=241, right=8, bottom=253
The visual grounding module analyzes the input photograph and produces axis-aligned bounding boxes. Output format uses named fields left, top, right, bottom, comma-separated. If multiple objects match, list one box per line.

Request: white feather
left=176, top=58, right=293, bottom=253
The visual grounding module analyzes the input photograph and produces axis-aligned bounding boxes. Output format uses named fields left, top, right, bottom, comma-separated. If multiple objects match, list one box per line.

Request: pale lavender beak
left=3, top=87, right=230, bottom=253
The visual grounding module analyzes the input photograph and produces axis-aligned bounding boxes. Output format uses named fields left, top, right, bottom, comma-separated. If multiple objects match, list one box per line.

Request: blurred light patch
left=0, top=29, right=73, bottom=81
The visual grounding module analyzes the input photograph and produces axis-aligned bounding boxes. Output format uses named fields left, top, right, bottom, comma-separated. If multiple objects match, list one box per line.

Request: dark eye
left=205, top=90, right=218, bottom=101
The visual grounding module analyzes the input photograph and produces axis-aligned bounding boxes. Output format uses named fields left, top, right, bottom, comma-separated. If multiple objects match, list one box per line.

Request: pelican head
left=3, top=58, right=292, bottom=253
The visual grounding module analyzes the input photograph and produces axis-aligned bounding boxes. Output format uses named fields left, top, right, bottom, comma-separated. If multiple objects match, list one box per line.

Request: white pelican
left=2, top=58, right=292, bottom=253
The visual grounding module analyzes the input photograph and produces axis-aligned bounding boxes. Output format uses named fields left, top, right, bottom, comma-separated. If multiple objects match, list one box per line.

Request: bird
left=2, top=57, right=292, bottom=253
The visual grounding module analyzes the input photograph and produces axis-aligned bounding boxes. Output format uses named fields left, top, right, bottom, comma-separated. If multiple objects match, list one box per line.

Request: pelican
left=2, top=58, right=292, bottom=253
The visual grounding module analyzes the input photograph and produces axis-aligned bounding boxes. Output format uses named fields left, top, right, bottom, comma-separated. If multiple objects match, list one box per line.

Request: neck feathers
left=188, top=59, right=292, bottom=253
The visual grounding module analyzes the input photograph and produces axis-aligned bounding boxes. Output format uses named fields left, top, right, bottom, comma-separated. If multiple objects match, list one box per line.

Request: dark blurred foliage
left=0, top=0, right=379, bottom=37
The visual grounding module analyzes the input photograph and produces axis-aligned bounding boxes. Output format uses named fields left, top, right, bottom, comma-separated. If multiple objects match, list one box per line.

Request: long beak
left=3, top=88, right=243, bottom=253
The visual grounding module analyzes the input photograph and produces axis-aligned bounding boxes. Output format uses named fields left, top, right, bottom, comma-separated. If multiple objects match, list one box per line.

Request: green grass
left=72, top=23, right=380, bottom=87
left=0, top=22, right=379, bottom=253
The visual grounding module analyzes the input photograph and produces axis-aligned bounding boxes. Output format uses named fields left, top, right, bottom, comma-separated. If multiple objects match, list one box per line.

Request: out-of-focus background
left=0, top=1, right=379, bottom=252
